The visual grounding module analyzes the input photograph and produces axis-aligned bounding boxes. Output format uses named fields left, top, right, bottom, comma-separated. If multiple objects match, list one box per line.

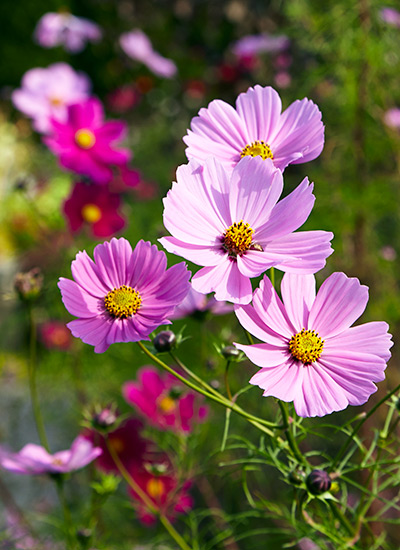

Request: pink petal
left=234, top=303, right=287, bottom=346
left=58, top=278, right=103, bottom=318
left=249, top=358, right=304, bottom=402
left=268, top=231, right=334, bottom=273
left=324, top=322, right=393, bottom=361
left=67, top=316, right=112, bottom=353
left=251, top=275, right=295, bottom=338
left=280, top=273, right=316, bottom=332
left=192, top=260, right=253, bottom=304
left=235, top=85, right=282, bottom=144
left=70, top=250, right=109, bottom=297
left=93, top=237, right=133, bottom=289
left=236, top=343, right=290, bottom=368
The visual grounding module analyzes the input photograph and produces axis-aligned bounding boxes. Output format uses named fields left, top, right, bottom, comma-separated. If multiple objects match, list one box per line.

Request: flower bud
left=288, top=468, right=305, bottom=485
left=88, top=404, right=119, bottom=432
left=221, top=345, right=241, bottom=359
left=14, top=267, right=43, bottom=301
left=306, top=469, right=331, bottom=495
left=153, top=330, right=176, bottom=352
left=395, top=396, right=400, bottom=412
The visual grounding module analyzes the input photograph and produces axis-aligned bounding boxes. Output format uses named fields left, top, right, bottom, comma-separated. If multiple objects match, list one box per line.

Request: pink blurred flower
left=58, top=238, right=191, bottom=353
left=123, top=366, right=208, bottom=434
left=44, top=97, right=131, bottom=184
left=120, top=29, right=177, bottom=78
left=232, top=33, right=290, bottom=58
left=107, top=84, right=141, bottom=113
left=235, top=272, right=393, bottom=417
left=39, top=320, right=73, bottom=350
left=380, top=245, right=397, bottom=261
left=384, top=108, right=400, bottom=128
left=184, top=84, right=325, bottom=173
left=0, top=436, right=102, bottom=475
left=171, top=285, right=233, bottom=320
left=12, top=63, right=91, bottom=134
left=128, top=469, right=194, bottom=525
left=160, top=156, right=333, bottom=304
left=63, top=181, right=126, bottom=238
left=380, top=7, right=400, bottom=27
left=274, top=71, right=292, bottom=89
left=34, top=12, right=102, bottom=53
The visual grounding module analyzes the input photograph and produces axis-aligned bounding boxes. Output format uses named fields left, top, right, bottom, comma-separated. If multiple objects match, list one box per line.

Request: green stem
left=27, top=305, right=50, bottom=452
left=277, top=400, right=308, bottom=466
left=269, top=267, right=275, bottom=288
left=54, top=476, right=74, bottom=548
left=224, top=361, right=233, bottom=401
left=327, top=499, right=355, bottom=537
left=105, top=439, right=191, bottom=550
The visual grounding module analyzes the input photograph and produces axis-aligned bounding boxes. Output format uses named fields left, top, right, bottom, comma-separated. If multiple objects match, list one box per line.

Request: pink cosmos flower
left=183, top=84, right=324, bottom=173
left=39, top=320, right=73, bottom=350
left=58, top=238, right=191, bottom=353
left=128, top=469, right=194, bottom=525
left=380, top=7, right=400, bottom=27
left=0, top=436, right=102, bottom=475
left=44, top=97, right=131, bottom=184
left=12, top=63, right=91, bottom=134
left=123, top=366, right=208, bottom=433
left=171, top=285, right=233, bottom=320
left=120, top=29, right=177, bottom=79
left=34, top=12, right=102, bottom=53
left=160, top=156, right=333, bottom=304
left=232, top=33, right=290, bottom=58
left=63, top=181, right=126, bottom=238
left=384, top=108, right=400, bottom=128
left=234, top=272, right=393, bottom=417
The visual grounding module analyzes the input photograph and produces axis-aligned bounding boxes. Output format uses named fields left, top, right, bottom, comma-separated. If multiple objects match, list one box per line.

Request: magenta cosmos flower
left=380, top=7, right=400, bottom=27
left=12, top=63, right=91, bottom=134
left=63, top=181, right=126, bottom=238
left=123, top=366, right=208, bottom=433
left=160, top=156, right=333, bottom=304
left=58, top=238, right=191, bottom=353
left=34, top=12, right=102, bottom=53
left=44, top=97, right=131, bottom=184
left=120, top=29, right=177, bottom=79
left=234, top=272, right=393, bottom=417
left=0, top=436, right=101, bottom=475
left=183, top=84, right=324, bottom=173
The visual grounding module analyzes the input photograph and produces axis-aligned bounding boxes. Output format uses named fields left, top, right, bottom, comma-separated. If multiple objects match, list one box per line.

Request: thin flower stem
left=27, top=305, right=50, bottom=452
left=277, top=400, right=308, bottom=466
left=105, top=438, right=191, bottom=550
left=224, top=361, right=233, bottom=401
left=269, top=267, right=275, bottom=288
left=138, top=342, right=279, bottom=435
left=169, top=351, right=224, bottom=401
left=331, top=383, right=400, bottom=470
left=327, top=499, right=355, bottom=537
left=54, top=476, right=74, bottom=548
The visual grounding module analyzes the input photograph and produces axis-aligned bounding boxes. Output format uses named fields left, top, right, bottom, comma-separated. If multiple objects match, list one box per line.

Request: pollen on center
left=75, top=128, right=96, bottom=149
left=241, top=140, right=273, bottom=160
left=146, top=478, right=165, bottom=499
left=289, top=328, right=324, bottom=365
left=104, top=285, right=142, bottom=318
left=81, top=203, right=102, bottom=223
left=222, top=220, right=254, bottom=258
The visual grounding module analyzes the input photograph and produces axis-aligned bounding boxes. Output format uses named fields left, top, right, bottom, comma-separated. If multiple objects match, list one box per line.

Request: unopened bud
left=288, top=468, right=305, bottom=485
left=306, top=469, right=331, bottom=495
left=153, top=330, right=176, bottom=352
left=221, top=345, right=240, bottom=359
left=14, top=267, right=43, bottom=301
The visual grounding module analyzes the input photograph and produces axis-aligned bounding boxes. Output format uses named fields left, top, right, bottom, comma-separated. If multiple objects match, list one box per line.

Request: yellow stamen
left=81, top=203, right=102, bottom=223
left=49, top=96, right=63, bottom=106
left=146, top=478, right=165, bottom=499
left=223, top=220, right=254, bottom=258
left=241, top=140, right=273, bottom=160
left=75, top=128, right=96, bottom=149
left=289, top=328, right=324, bottom=364
left=159, top=396, right=176, bottom=413
left=104, top=285, right=142, bottom=318
left=110, top=437, right=124, bottom=453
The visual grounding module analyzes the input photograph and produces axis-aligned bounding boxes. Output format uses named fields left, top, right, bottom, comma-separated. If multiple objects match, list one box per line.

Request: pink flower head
left=63, top=181, right=126, bottom=238
left=171, top=285, right=233, bottom=320
left=12, top=63, right=91, bottom=134
left=160, top=156, right=333, bottom=304
left=123, top=366, right=208, bottom=434
left=39, top=320, right=73, bottom=350
left=58, top=238, right=191, bottom=353
left=235, top=272, right=393, bottom=417
left=384, top=108, right=400, bottom=128
left=120, top=29, right=177, bottom=79
left=44, top=97, right=131, bottom=184
left=380, top=7, right=400, bottom=27
left=183, top=84, right=324, bottom=173
left=128, top=469, right=194, bottom=525
left=232, top=33, right=290, bottom=58
left=0, top=436, right=102, bottom=475
left=34, top=12, right=102, bottom=53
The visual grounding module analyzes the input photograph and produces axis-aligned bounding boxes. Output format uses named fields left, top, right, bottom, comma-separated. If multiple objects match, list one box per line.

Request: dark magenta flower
left=39, top=320, right=73, bottom=350
left=44, top=98, right=131, bottom=184
left=63, top=182, right=126, bottom=238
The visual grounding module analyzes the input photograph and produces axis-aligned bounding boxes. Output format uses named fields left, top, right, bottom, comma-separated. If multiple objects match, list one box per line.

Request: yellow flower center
left=289, top=328, right=324, bottom=365
left=223, top=220, right=254, bottom=258
left=49, top=96, right=63, bottom=106
left=241, top=140, right=274, bottom=160
left=158, top=396, right=176, bottom=413
left=146, top=478, right=165, bottom=499
left=51, top=458, right=64, bottom=466
left=75, top=128, right=96, bottom=149
left=104, top=285, right=142, bottom=318
left=81, top=203, right=102, bottom=223
left=110, top=437, right=125, bottom=453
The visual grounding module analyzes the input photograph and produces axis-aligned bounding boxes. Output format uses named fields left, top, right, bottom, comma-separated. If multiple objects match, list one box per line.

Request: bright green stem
left=27, top=305, right=50, bottom=452
left=105, top=438, right=191, bottom=550
left=380, top=403, right=396, bottom=439
left=224, top=361, right=233, bottom=401
left=277, top=400, right=308, bottom=466
left=138, top=342, right=279, bottom=435
left=327, top=499, right=355, bottom=537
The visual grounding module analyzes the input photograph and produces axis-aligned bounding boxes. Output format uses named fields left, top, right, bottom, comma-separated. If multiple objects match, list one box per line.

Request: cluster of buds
left=14, top=268, right=43, bottom=301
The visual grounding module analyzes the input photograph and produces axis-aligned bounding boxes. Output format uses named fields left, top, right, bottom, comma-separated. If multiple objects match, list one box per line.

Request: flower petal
left=235, top=85, right=282, bottom=144
left=280, top=273, right=316, bottom=332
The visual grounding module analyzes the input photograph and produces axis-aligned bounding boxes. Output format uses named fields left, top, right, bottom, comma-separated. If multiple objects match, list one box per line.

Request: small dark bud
left=92, top=408, right=118, bottom=430
left=288, top=468, right=305, bottom=485
left=221, top=345, right=240, bottom=359
left=306, top=469, right=331, bottom=495
left=14, top=268, right=43, bottom=301
left=153, top=330, right=176, bottom=352
left=169, top=386, right=184, bottom=400
left=144, top=461, right=169, bottom=475
left=395, top=396, right=400, bottom=412
left=76, top=528, right=92, bottom=544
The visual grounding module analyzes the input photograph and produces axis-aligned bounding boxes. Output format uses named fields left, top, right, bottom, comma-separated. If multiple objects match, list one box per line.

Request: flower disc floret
left=289, top=328, right=324, bottom=364
left=75, top=128, right=95, bottom=149
left=223, top=221, right=254, bottom=257
left=81, top=203, right=102, bottom=223
left=104, top=285, right=141, bottom=318
left=241, top=141, right=273, bottom=160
